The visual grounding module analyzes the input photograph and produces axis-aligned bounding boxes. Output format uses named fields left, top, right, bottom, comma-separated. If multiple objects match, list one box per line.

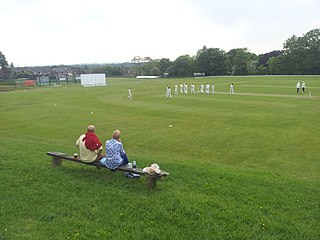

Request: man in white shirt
left=127, top=88, right=132, bottom=100
left=191, top=83, right=195, bottom=94
left=184, top=83, right=188, bottom=93
left=296, top=82, right=301, bottom=93
left=180, top=84, right=184, bottom=93
left=301, top=82, right=306, bottom=92
left=230, top=83, right=235, bottom=94
left=174, top=85, right=178, bottom=94
left=166, top=86, right=172, bottom=98
left=205, top=83, right=210, bottom=94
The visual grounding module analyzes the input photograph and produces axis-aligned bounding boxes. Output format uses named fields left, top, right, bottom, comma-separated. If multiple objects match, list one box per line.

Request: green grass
left=1, top=76, right=319, bottom=239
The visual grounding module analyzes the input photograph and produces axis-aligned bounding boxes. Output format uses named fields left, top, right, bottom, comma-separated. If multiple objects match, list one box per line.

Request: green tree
left=141, top=59, right=160, bottom=76
left=257, top=51, right=283, bottom=67
left=283, top=28, right=320, bottom=74
left=195, top=46, right=230, bottom=76
left=228, top=48, right=257, bottom=75
left=256, top=65, right=268, bottom=75
left=158, top=58, right=172, bottom=76
left=91, top=66, right=123, bottom=77
left=131, top=56, right=152, bottom=76
left=168, top=55, right=195, bottom=77
left=267, top=28, right=320, bottom=75
left=0, top=51, right=11, bottom=81
left=268, top=57, right=283, bottom=75
left=256, top=50, right=283, bottom=74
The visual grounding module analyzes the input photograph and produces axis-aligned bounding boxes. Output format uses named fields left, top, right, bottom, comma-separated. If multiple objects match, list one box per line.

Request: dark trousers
left=120, top=153, right=129, bottom=166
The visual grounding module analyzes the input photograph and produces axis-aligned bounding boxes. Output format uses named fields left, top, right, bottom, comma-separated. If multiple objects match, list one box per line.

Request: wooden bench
left=46, top=152, right=169, bottom=189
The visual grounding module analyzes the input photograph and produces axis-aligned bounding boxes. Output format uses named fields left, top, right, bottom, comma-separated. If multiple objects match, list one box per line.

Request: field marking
left=167, top=91, right=317, bottom=99
left=240, top=85, right=295, bottom=88
left=213, top=91, right=318, bottom=99
left=240, top=84, right=320, bottom=89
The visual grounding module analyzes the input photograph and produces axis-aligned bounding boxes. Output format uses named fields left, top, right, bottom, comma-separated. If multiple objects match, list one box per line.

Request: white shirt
left=206, top=84, right=210, bottom=93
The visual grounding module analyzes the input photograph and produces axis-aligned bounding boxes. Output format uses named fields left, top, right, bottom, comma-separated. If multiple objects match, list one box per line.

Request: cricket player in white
left=180, top=84, right=184, bottom=93
left=174, top=85, right=178, bottom=94
left=211, top=84, right=215, bottom=94
left=205, top=83, right=210, bottom=94
left=127, top=88, right=132, bottom=100
left=184, top=83, right=188, bottom=93
left=166, top=86, right=172, bottom=98
left=301, top=81, right=306, bottom=92
left=191, top=83, right=195, bottom=94
left=296, top=82, right=301, bottom=93
left=200, top=84, right=204, bottom=93
left=229, top=83, right=235, bottom=94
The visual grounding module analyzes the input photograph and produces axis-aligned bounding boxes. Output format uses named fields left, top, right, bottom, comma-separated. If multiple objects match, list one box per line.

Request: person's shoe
left=125, top=172, right=132, bottom=178
left=125, top=172, right=140, bottom=178
left=131, top=173, right=140, bottom=178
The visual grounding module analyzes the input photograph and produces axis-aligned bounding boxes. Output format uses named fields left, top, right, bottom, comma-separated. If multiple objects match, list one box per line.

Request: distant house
left=14, top=65, right=79, bottom=83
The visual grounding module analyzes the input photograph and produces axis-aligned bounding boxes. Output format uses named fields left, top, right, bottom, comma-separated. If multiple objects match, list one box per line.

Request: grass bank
left=1, top=76, right=319, bottom=239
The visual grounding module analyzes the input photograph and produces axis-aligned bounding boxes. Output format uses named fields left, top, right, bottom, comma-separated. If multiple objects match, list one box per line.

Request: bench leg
left=146, top=175, right=161, bottom=189
left=52, top=156, right=62, bottom=167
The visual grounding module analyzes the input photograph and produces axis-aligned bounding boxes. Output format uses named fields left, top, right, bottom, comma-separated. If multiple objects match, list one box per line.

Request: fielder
left=180, top=84, right=184, bottom=93
left=296, top=82, right=301, bottom=93
left=166, top=86, right=172, bottom=98
left=229, top=83, right=235, bottom=94
left=127, top=88, right=133, bottom=100
left=174, top=84, right=178, bottom=94
left=205, top=83, right=210, bottom=94
left=301, top=81, right=306, bottom=92
left=191, top=83, right=195, bottom=94
left=200, top=84, right=204, bottom=93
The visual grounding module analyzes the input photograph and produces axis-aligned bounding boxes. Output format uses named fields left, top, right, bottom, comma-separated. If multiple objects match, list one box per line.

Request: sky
left=1, top=0, right=319, bottom=67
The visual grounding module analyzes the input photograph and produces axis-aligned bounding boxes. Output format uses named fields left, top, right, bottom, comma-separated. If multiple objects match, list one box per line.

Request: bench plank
left=46, top=151, right=169, bottom=188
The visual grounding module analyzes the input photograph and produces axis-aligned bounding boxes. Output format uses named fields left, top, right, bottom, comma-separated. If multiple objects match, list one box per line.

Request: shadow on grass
left=49, top=163, right=171, bottom=193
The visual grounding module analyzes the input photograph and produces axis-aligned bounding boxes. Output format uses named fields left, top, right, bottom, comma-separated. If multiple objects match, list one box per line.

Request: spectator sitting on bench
left=99, top=129, right=129, bottom=169
left=76, top=125, right=104, bottom=163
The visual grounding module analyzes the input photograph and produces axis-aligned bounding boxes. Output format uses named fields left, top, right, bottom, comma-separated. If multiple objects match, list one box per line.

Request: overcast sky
left=1, top=0, right=319, bottom=67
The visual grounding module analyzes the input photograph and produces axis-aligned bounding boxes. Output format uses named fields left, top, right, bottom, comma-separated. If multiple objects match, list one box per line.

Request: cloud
left=1, top=0, right=319, bottom=66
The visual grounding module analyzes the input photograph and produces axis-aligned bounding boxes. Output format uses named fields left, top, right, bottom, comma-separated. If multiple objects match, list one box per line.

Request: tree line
left=1, top=28, right=319, bottom=82
left=126, top=28, right=319, bottom=77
